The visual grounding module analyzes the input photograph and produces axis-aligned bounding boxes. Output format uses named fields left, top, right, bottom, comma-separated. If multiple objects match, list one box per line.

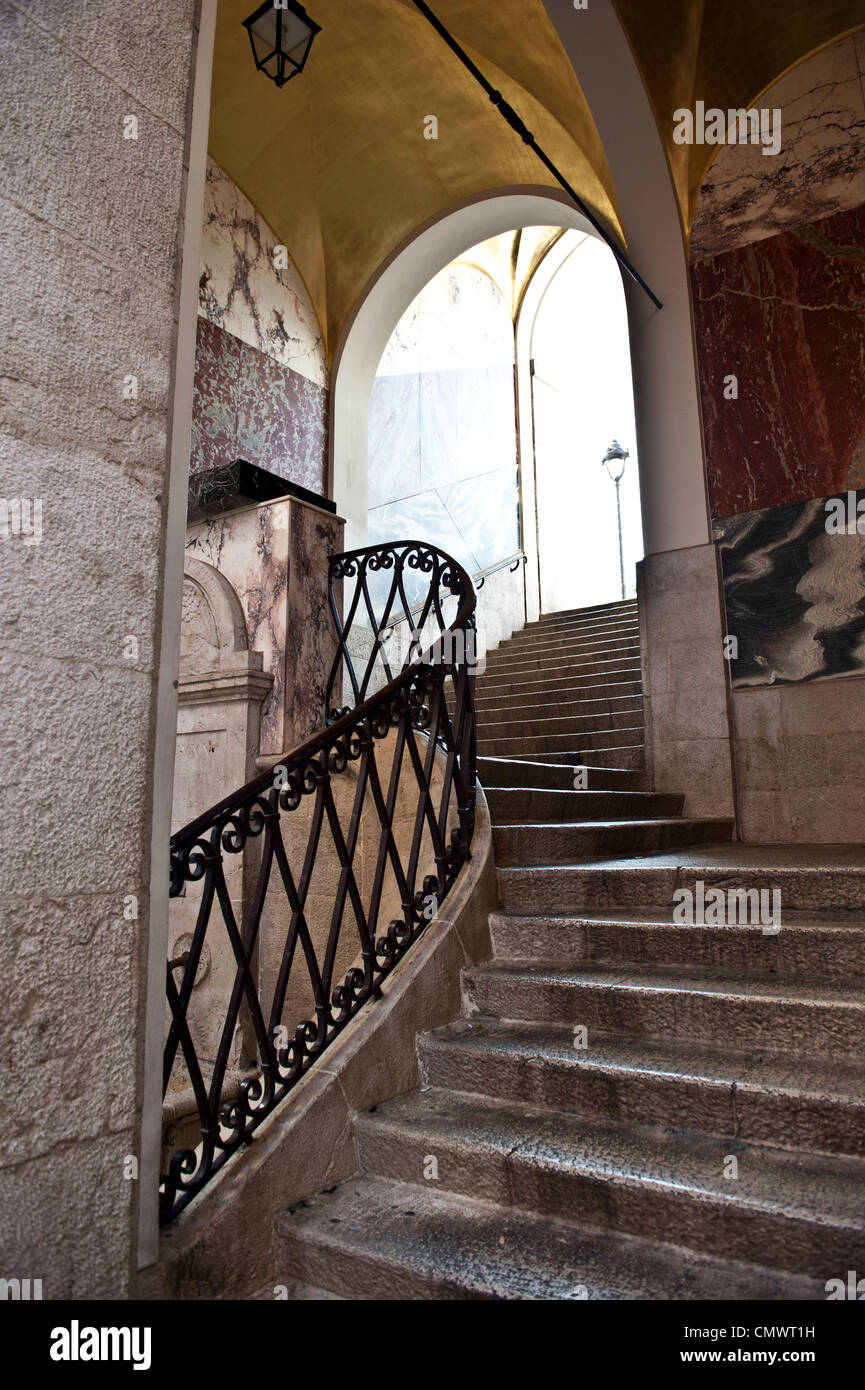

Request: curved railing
left=162, top=540, right=477, bottom=1224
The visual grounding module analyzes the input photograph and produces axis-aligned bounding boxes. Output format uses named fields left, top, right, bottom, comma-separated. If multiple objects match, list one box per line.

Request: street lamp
left=602, top=440, right=630, bottom=601
left=243, top=1, right=322, bottom=88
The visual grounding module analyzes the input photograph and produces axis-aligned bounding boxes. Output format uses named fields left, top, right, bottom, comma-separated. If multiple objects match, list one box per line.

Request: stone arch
left=329, top=185, right=603, bottom=551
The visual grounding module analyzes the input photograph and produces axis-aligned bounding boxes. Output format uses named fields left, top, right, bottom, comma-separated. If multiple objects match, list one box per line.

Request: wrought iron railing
left=162, top=540, right=477, bottom=1224
left=376, top=552, right=526, bottom=643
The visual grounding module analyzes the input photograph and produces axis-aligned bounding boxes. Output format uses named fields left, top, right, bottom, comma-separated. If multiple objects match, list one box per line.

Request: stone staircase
left=275, top=599, right=865, bottom=1300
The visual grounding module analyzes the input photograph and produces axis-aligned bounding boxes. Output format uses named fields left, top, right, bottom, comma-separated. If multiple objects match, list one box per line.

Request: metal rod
left=410, top=0, right=662, bottom=311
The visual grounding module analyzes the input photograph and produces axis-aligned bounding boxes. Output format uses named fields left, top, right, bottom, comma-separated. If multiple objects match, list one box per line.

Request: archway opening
left=528, top=232, right=643, bottom=613
left=367, top=257, right=519, bottom=595
left=356, top=213, right=643, bottom=633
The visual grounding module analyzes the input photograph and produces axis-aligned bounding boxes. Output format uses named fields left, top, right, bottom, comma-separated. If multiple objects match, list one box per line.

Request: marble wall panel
left=693, top=202, right=865, bottom=519
left=369, top=363, right=518, bottom=579
left=284, top=503, right=345, bottom=749
left=191, top=316, right=328, bottom=494
left=368, top=374, right=422, bottom=508
left=367, top=496, right=476, bottom=616
left=378, top=264, right=514, bottom=377
left=191, top=317, right=240, bottom=476
left=369, top=258, right=519, bottom=585
left=485, top=364, right=519, bottom=478
left=199, top=160, right=326, bottom=388
left=420, top=370, right=461, bottom=491
left=691, top=35, right=865, bottom=263
left=235, top=335, right=327, bottom=492
left=193, top=161, right=329, bottom=493
left=714, top=495, right=865, bottom=688
left=438, top=467, right=520, bottom=571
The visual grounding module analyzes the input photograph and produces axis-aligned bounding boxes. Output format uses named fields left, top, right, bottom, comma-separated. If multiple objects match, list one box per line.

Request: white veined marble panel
left=198, top=160, right=327, bottom=388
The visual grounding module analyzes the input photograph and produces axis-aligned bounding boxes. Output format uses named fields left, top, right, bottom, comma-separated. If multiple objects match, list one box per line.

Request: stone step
left=478, top=726, right=645, bottom=758
left=522, top=626, right=639, bottom=649
left=479, top=660, right=642, bottom=690
left=485, top=633, right=641, bottom=665
left=477, top=757, right=652, bottom=792
left=355, top=1089, right=865, bottom=1279
left=484, top=788, right=683, bottom=823
left=479, top=707, right=643, bottom=741
left=506, top=622, right=639, bottom=647
left=497, top=847, right=865, bottom=913
left=489, top=636, right=645, bottom=669
left=492, top=817, right=734, bottom=866
left=469, top=681, right=644, bottom=715
left=473, top=669, right=643, bottom=702
left=489, top=908, right=865, bottom=979
left=514, top=608, right=636, bottom=631
left=463, top=960, right=865, bottom=1055
left=498, top=745, right=647, bottom=771
left=419, top=1016, right=865, bottom=1158
left=275, top=1174, right=821, bottom=1300
left=474, top=685, right=644, bottom=711
left=540, top=600, right=638, bottom=625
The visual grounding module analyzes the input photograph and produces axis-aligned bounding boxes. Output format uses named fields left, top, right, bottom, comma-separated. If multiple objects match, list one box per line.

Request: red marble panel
left=190, top=316, right=239, bottom=475
left=692, top=203, right=865, bottom=519
left=191, top=316, right=328, bottom=497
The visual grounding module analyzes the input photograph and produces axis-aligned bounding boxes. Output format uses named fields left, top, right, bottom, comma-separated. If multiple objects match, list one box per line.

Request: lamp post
left=602, top=440, right=630, bottom=601
left=243, top=1, right=321, bottom=88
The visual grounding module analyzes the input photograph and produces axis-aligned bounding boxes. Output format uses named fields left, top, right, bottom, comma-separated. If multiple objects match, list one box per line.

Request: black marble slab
left=187, top=460, right=336, bottom=522
left=713, top=493, right=865, bottom=687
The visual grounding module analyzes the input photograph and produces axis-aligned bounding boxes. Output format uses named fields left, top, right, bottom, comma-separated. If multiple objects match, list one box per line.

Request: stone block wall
left=0, top=0, right=201, bottom=1297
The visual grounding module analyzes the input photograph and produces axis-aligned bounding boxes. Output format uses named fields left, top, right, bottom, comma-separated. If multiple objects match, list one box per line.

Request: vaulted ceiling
left=209, top=0, right=865, bottom=362
left=210, top=0, right=618, bottom=361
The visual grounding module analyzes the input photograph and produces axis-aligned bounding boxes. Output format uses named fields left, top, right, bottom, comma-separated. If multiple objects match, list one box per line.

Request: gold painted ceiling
left=210, top=0, right=619, bottom=362
left=210, top=0, right=865, bottom=360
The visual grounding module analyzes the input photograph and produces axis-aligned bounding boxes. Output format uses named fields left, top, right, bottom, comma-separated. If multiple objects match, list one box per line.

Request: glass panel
left=250, top=9, right=279, bottom=51
left=285, top=36, right=314, bottom=70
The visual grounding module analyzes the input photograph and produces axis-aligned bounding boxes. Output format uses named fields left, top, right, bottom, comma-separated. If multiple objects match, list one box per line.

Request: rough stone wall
left=0, top=0, right=200, bottom=1297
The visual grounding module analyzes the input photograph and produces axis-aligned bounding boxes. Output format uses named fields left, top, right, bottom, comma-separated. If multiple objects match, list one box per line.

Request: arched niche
left=173, top=558, right=272, bottom=832
left=180, top=556, right=250, bottom=676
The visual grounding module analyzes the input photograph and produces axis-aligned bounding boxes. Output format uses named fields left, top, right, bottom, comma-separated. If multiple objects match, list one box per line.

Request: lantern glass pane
left=247, top=4, right=317, bottom=80
left=251, top=7, right=314, bottom=63
left=279, top=11, right=316, bottom=54
left=250, top=9, right=278, bottom=54
left=285, top=33, right=314, bottom=69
